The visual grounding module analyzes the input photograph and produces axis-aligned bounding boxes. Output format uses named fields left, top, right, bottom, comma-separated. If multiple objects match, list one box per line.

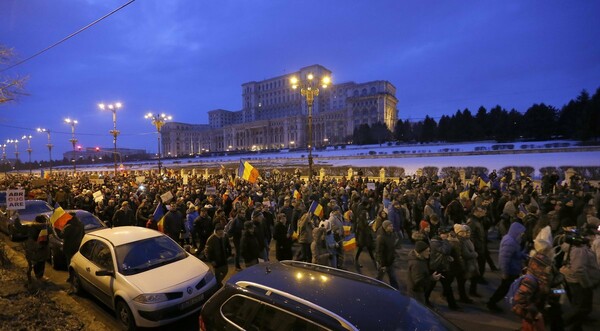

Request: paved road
left=3, top=231, right=599, bottom=331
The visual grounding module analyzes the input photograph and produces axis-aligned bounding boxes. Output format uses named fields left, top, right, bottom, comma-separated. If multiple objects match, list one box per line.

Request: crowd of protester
left=2, top=167, right=600, bottom=330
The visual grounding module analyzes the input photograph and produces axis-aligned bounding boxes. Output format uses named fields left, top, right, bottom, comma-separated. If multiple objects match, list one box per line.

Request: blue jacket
left=387, top=205, right=404, bottom=232
left=499, top=222, right=526, bottom=276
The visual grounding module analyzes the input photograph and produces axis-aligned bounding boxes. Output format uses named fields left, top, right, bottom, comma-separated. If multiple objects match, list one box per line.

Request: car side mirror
left=95, top=269, right=115, bottom=277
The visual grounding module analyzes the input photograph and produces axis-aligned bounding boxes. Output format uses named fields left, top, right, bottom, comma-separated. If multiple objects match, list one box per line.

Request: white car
left=69, top=226, right=218, bottom=330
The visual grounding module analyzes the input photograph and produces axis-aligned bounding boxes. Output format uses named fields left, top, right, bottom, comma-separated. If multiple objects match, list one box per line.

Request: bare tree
left=0, top=45, right=28, bottom=104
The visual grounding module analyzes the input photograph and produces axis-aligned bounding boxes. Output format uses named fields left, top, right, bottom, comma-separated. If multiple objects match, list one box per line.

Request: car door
left=82, top=240, right=116, bottom=308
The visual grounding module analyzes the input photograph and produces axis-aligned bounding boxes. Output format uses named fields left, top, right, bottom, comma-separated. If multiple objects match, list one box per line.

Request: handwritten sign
left=6, top=189, right=26, bottom=210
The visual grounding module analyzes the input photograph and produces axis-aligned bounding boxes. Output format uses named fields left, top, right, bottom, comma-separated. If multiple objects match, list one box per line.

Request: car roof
left=226, top=261, right=412, bottom=330
left=86, top=226, right=163, bottom=246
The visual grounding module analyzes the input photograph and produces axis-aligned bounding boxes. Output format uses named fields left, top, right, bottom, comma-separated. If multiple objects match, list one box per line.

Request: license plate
left=180, top=294, right=204, bottom=309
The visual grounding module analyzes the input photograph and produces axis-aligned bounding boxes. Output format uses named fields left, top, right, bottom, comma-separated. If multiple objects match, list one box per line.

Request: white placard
left=160, top=191, right=174, bottom=203
left=6, top=189, right=26, bottom=210
left=366, top=183, right=376, bottom=191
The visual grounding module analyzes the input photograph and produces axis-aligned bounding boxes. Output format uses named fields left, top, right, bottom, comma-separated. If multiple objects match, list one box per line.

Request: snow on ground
left=67, top=140, right=600, bottom=179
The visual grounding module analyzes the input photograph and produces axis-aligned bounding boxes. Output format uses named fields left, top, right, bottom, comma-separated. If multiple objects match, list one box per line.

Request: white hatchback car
left=69, top=226, right=218, bottom=330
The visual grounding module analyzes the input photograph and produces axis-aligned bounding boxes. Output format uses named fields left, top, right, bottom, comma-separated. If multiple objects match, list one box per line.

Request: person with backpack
left=486, top=222, right=527, bottom=312
left=427, top=226, right=460, bottom=310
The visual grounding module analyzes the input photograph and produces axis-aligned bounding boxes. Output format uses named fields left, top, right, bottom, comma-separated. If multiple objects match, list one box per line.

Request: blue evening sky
left=1, top=0, right=599, bottom=161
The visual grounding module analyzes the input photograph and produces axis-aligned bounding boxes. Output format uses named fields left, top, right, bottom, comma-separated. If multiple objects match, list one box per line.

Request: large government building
left=161, top=64, right=398, bottom=156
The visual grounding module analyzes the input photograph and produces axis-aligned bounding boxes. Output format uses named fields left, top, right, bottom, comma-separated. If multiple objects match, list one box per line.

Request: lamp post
left=1, top=143, right=6, bottom=164
left=65, top=118, right=78, bottom=173
left=37, top=128, right=53, bottom=173
left=145, top=112, right=172, bottom=175
left=290, top=73, right=330, bottom=182
left=22, top=135, right=32, bottom=175
left=98, top=102, right=122, bottom=175
left=7, top=139, right=19, bottom=162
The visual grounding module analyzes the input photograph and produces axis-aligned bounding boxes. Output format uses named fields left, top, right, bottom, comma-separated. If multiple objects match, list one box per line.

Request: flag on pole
left=50, top=205, right=72, bottom=230
left=238, top=160, right=259, bottom=183
left=308, top=201, right=324, bottom=218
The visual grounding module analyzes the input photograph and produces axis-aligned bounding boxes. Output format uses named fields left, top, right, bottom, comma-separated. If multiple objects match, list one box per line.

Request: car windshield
left=77, top=212, right=105, bottom=232
left=115, top=236, right=188, bottom=276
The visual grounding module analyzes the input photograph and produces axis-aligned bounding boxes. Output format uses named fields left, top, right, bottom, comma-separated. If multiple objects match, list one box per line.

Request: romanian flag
left=238, top=160, right=259, bottom=184
left=37, top=228, right=48, bottom=243
left=478, top=173, right=490, bottom=190
left=293, top=189, right=301, bottom=200
left=309, top=201, right=324, bottom=218
left=342, top=223, right=356, bottom=251
left=153, top=202, right=166, bottom=233
left=50, top=205, right=72, bottom=230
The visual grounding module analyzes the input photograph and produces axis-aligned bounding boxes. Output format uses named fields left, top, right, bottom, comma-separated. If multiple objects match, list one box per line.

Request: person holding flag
left=63, top=212, right=84, bottom=289
left=19, top=215, right=51, bottom=284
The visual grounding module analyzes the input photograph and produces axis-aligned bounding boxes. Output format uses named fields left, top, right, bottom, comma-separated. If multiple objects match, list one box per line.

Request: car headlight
left=133, top=293, right=169, bottom=304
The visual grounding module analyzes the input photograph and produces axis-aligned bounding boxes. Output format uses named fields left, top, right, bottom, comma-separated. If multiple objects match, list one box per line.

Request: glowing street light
left=6, top=139, right=19, bottom=163
left=145, top=112, right=172, bottom=175
left=65, top=118, right=78, bottom=173
left=22, top=135, right=32, bottom=174
left=98, top=102, right=122, bottom=175
left=290, top=72, right=331, bottom=182
left=37, top=128, right=53, bottom=173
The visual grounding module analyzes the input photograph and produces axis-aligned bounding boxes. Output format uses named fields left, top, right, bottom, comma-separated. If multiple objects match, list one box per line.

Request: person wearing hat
left=375, top=220, right=400, bottom=289
left=240, top=221, right=260, bottom=267
left=407, top=240, right=442, bottom=306
left=22, top=215, right=51, bottom=284
left=204, top=223, right=231, bottom=286
left=412, top=220, right=431, bottom=244
left=329, top=206, right=346, bottom=268
left=112, top=200, right=135, bottom=227
left=455, top=224, right=478, bottom=304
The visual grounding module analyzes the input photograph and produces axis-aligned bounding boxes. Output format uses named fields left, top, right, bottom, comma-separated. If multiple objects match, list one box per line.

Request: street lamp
left=1, top=143, right=6, bottom=164
left=37, top=128, right=53, bottom=173
left=22, top=135, right=32, bottom=175
left=6, top=139, right=19, bottom=163
left=145, top=112, right=172, bottom=175
left=65, top=118, right=78, bottom=173
left=98, top=102, right=122, bottom=175
left=290, top=73, right=330, bottom=182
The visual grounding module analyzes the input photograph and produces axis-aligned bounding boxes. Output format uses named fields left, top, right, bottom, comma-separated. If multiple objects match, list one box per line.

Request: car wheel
left=71, top=271, right=83, bottom=295
left=116, top=299, right=136, bottom=331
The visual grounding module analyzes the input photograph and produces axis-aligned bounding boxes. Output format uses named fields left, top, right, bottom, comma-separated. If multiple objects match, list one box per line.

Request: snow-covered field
left=66, top=140, right=600, bottom=178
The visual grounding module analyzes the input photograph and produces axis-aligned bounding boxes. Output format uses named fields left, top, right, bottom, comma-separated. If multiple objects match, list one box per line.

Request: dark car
left=200, top=261, right=460, bottom=331
left=0, top=200, right=53, bottom=241
left=48, top=210, right=107, bottom=269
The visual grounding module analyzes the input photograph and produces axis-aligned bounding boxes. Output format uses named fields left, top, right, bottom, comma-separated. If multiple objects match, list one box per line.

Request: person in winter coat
left=203, top=223, right=231, bottom=287
left=487, top=221, right=527, bottom=312
left=427, top=226, right=460, bottom=310
left=407, top=241, right=442, bottom=305
left=163, top=202, right=185, bottom=244
left=456, top=224, right=479, bottom=303
left=240, top=221, right=260, bottom=267
left=467, top=207, right=488, bottom=290
left=512, top=251, right=554, bottom=331
left=375, top=220, right=400, bottom=289
left=354, top=201, right=377, bottom=269
left=329, top=206, right=346, bottom=268
left=295, top=212, right=314, bottom=262
left=112, top=201, right=135, bottom=227
left=448, top=224, right=468, bottom=303
left=193, top=207, right=213, bottom=254
left=412, top=220, right=431, bottom=243
left=183, top=205, right=198, bottom=247
left=19, top=215, right=51, bottom=283
left=135, top=199, right=151, bottom=227
left=311, top=226, right=331, bottom=266
left=273, top=213, right=293, bottom=261
left=387, top=200, right=404, bottom=238
left=63, top=214, right=85, bottom=287
left=560, top=230, right=600, bottom=330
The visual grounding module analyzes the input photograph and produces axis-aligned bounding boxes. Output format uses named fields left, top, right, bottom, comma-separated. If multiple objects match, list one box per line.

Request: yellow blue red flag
left=309, top=201, right=324, bottom=218
left=238, top=160, right=259, bottom=183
